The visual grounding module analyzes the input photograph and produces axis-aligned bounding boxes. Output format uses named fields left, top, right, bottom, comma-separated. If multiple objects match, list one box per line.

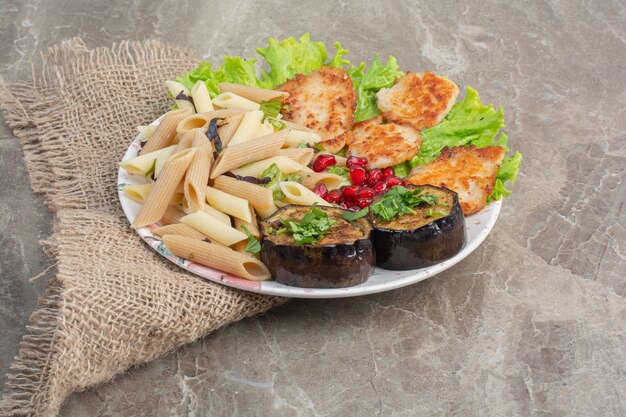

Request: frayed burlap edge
left=0, top=39, right=286, bottom=417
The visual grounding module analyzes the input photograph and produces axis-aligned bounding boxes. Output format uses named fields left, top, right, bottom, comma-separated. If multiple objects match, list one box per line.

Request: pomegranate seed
left=338, top=202, right=349, bottom=210
left=382, top=167, right=395, bottom=179
left=385, top=176, right=405, bottom=187
left=313, top=183, right=328, bottom=198
left=349, top=166, right=367, bottom=185
left=312, top=154, right=336, bottom=172
left=326, top=189, right=342, bottom=203
left=357, top=198, right=372, bottom=208
left=372, top=182, right=387, bottom=194
left=357, top=187, right=375, bottom=199
left=366, top=169, right=382, bottom=186
left=341, top=185, right=358, bottom=201
left=346, top=155, right=368, bottom=168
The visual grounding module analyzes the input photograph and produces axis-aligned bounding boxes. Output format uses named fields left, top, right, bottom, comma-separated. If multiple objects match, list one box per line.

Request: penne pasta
left=170, top=192, right=184, bottom=206
left=198, top=108, right=248, bottom=119
left=180, top=210, right=246, bottom=246
left=190, top=80, right=214, bottom=113
left=276, top=148, right=314, bottom=166
left=176, top=113, right=211, bottom=136
left=120, top=145, right=176, bottom=176
left=162, top=235, right=271, bottom=281
left=165, top=80, right=195, bottom=111
left=205, top=186, right=251, bottom=222
left=153, top=223, right=208, bottom=240
left=212, top=92, right=260, bottom=111
left=218, top=83, right=289, bottom=103
left=160, top=205, right=186, bottom=225
left=183, top=130, right=212, bottom=213
left=211, top=130, right=287, bottom=178
left=123, top=183, right=153, bottom=203
left=232, top=207, right=260, bottom=253
left=203, top=204, right=232, bottom=226
left=254, top=204, right=278, bottom=219
left=133, top=148, right=197, bottom=228
left=212, top=175, right=274, bottom=212
left=274, top=200, right=289, bottom=208
left=280, top=181, right=331, bottom=206
left=141, top=108, right=192, bottom=154
left=217, top=113, right=244, bottom=147
left=280, top=119, right=316, bottom=133
left=230, top=155, right=307, bottom=178
left=154, top=145, right=177, bottom=178
left=284, top=129, right=322, bottom=147
left=137, top=125, right=157, bottom=139
left=227, top=110, right=264, bottom=146
left=300, top=171, right=346, bottom=190
left=254, top=121, right=275, bottom=138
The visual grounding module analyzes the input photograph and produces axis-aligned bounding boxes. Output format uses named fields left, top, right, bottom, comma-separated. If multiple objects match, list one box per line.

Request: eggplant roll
left=260, top=205, right=375, bottom=288
left=369, top=184, right=466, bottom=270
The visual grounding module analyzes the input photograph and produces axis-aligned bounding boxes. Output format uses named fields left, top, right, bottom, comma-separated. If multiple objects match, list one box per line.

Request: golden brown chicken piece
left=346, top=116, right=422, bottom=170
left=376, top=72, right=459, bottom=131
left=277, top=66, right=356, bottom=140
left=406, top=145, right=505, bottom=214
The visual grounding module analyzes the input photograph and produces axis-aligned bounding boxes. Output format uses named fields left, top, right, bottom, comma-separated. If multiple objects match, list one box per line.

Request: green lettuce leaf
left=175, top=57, right=259, bottom=98
left=349, top=55, right=403, bottom=122
left=410, top=86, right=505, bottom=167
left=488, top=151, right=522, bottom=203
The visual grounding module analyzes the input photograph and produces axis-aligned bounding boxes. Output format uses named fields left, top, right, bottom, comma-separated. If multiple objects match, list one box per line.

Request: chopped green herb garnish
left=241, top=225, right=261, bottom=255
left=342, top=207, right=369, bottom=221
left=267, top=226, right=274, bottom=234
left=314, top=143, right=326, bottom=152
left=259, top=100, right=283, bottom=118
left=427, top=209, right=447, bottom=218
left=370, top=186, right=438, bottom=222
left=188, top=252, right=194, bottom=260
left=279, top=206, right=336, bottom=244
left=145, top=159, right=157, bottom=178
left=265, top=117, right=286, bottom=131
left=261, top=163, right=302, bottom=201
left=297, top=140, right=308, bottom=148
left=334, top=146, right=347, bottom=157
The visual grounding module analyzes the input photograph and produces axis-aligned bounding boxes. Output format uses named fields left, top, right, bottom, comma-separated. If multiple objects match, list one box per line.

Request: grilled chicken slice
left=406, top=145, right=505, bottom=215
left=347, top=116, right=421, bottom=169
left=318, top=130, right=353, bottom=154
left=376, top=72, right=459, bottom=131
left=277, top=66, right=356, bottom=140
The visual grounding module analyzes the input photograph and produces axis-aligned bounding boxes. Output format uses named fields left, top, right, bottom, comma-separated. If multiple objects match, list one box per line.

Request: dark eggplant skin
left=260, top=205, right=376, bottom=288
left=369, top=185, right=466, bottom=270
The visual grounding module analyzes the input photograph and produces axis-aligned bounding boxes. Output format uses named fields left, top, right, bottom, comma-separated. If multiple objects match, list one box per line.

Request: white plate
left=118, top=117, right=501, bottom=299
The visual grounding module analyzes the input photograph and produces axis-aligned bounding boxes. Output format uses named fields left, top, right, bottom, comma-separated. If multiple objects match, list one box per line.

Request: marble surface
left=1, top=0, right=625, bottom=415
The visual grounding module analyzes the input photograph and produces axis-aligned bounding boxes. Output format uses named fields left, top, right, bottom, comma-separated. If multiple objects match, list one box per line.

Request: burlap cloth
left=0, top=39, right=286, bottom=417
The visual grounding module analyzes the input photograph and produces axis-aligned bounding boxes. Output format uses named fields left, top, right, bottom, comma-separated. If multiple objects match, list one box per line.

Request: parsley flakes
left=370, top=186, right=439, bottom=222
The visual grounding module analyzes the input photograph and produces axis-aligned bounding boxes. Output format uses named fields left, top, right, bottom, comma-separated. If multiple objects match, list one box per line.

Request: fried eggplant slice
left=347, top=116, right=422, bottom=169
left=277, top=66, right=356, bottom=140
left=406, top=145, right=505, bottom=215
left=376, top=72, right=459, bottom=131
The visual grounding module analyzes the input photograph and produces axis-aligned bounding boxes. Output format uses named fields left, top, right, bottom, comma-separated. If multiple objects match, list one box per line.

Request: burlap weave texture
left=0, top=39, right=285, bottom=417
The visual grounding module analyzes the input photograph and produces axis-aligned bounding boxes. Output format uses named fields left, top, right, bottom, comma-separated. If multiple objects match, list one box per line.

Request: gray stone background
left=1, top=0, right=625, bottom=416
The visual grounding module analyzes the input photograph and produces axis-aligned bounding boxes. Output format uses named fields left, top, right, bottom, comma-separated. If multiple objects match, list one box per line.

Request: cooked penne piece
left=120, top=145, right=176, bottom=176
left=123, top=183, right=153, bottom=203
left=133, top=148, right=197, bottom=228
left=184, top=130, right=213, bottom=213
left=170, top=192, right=184, bottom=206
left=204, top=204, right=232, bottom=226
left=227, top=110, right=264, bottom=146
left=255, top=204, right=278, bottom=219
left=274, top=200, right=289, bottom=208
left=153, top=223, right=208, bottom=240
left=218, top=113, right=244, bottom=147
left=212, top=92, right=260, bottom=111
left=165, top=80, right=195, bottom=111
left=232, top=207, right=260, bottom=253
left=205, top=186, right=251, bottom=222
left=190, top=80, right=214, bottom=113
left=276, top=148, right=315, bottom=166
left=160, top=205, right=186, bottom=225
left=254, top=121, right=275, bottom=138
left=176, top=113, right=211, bottom=136
left=137, top=125, right=157, bottom=139
left=141, top=108, right=192, bottom=154
left=280, top=181, right=331, bottom=206
left=180, top=210, right=246, bottom=246
left=230, top=155, right=307, bottom=178
left=281, top=119, right=316, bottom=133
left=162, top=235, right=271, bottom=281
left=211, top=130, right=287, bottom=178
left=212, top=176, right=274, bottom=212
left=154, top=146, right=177, bottom=178
left=300, top=171, right=345, bottom=190
left=218, top=83, right=289, bottom=103
left=199, top=108, right=248, bottom=119
left=284, top=129, right=322, bottom=147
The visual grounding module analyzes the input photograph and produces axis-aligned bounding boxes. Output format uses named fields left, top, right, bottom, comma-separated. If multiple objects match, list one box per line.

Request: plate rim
left=117, top=117, right=501, bottom=299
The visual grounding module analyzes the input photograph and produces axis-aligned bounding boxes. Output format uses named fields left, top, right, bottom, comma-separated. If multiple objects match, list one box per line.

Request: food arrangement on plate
left=118, top=34, right=522, bottom=291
